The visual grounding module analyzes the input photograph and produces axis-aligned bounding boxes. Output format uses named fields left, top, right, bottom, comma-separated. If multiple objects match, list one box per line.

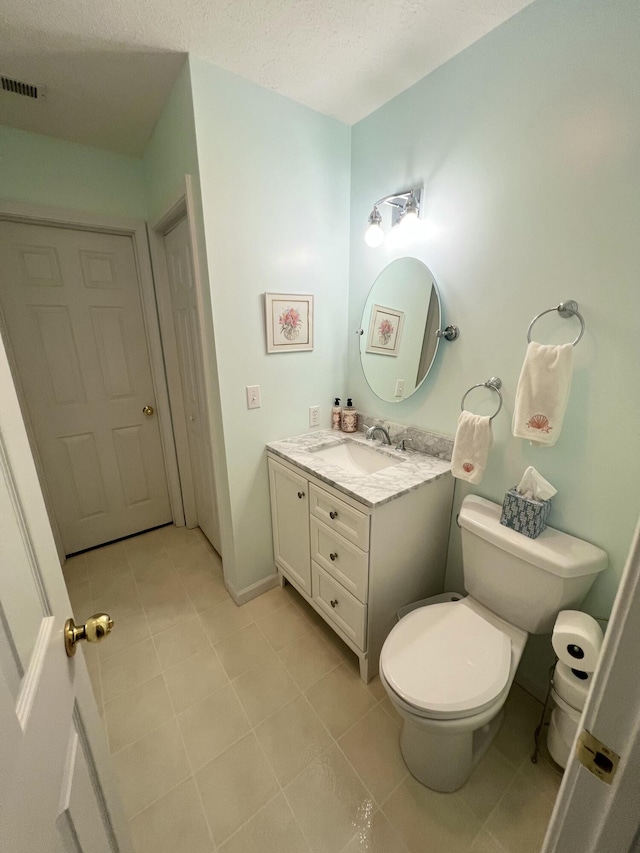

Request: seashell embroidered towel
left=451, top=411, right=492, bottom=484
left=512, top=342, right=574, bottom=446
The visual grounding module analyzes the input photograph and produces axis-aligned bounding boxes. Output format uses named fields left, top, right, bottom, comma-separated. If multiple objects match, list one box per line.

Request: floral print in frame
left=365, top=304, right=404, bottom=356
left=265, top=293, right=314, bottom=352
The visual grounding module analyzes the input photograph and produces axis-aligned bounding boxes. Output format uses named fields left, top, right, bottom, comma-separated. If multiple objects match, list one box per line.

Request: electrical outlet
left=395, top=379, right=405, bottom=397
left=246, top=385, right=261, bottom=409
left=309, top=405, right=320, bottom=427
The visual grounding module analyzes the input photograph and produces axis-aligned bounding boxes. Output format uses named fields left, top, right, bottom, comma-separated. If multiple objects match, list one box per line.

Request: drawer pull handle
left=329, top=552, right=338, bottom=561
left=329, top=510, right=338, bottom=519
left=297, top=491, right=305, bottom=499
left=330, top=599, right=338, bottom=608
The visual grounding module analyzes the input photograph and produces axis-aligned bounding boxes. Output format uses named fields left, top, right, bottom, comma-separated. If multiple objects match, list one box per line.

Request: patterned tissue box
left=500, top=487, right=553, bottom=539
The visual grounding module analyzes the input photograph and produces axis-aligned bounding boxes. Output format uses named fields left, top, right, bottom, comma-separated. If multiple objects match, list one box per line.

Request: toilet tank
left=458, top=496, right=607, bottom=633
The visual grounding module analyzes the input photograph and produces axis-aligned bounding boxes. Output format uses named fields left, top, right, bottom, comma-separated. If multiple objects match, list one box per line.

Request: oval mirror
left=359, top=258, right=441, bottom=402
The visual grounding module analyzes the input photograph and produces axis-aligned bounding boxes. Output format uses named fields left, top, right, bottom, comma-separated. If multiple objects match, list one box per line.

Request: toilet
left=379, top=494, right=607, bottom=792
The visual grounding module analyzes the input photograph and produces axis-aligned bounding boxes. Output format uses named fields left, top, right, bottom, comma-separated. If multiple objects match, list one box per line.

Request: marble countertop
left=266, top=429, right=451, bottom=508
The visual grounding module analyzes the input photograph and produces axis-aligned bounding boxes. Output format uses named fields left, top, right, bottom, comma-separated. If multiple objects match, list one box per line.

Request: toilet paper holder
left=532, top=612, right=608, bottom=767
left=532, top=660, right=587, bottom=768
left=531, top=662, right=561, bottom=766
left=533, top=665, right=620, bottom=783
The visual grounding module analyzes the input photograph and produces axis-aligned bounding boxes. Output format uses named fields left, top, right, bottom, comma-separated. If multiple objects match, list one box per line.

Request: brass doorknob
left=143, top=405, right=154, bottom=416
left=64, top=613, right=114, bottom=657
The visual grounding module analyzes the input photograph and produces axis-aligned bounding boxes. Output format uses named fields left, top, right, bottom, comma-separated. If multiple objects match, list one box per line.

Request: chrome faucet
left=365, top=424, right=392, bottom=445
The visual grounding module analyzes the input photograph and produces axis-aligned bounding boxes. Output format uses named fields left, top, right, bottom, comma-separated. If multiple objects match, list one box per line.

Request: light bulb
left=399, top=208, right=418, bottom=226
left=395, top=197, right=422, bottom=242
left=397, top=192, right=420, bottom=229
left=397, top=211, right=421, bottom=239
left=365, top=206, right=384, bottom=248
left=365, top=222, right=384, bottom=247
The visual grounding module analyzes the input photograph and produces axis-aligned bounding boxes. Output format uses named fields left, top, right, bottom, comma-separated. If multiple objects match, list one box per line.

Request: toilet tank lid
left=459, top=495, right=608, bottom=578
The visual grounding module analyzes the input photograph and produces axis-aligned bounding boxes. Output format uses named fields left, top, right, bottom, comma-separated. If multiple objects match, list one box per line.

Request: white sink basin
left=310, top=441, right=401, bottom=475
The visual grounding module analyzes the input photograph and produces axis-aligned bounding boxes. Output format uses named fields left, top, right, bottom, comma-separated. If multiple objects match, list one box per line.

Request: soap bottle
left=341, top=398, right=358, bottom=433
left=331, top=398, right=342, bottom=430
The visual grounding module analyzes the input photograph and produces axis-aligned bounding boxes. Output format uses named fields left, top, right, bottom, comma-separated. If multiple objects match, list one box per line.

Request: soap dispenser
left=341, top=398, right=358, bottom=433
left=332, top=398, right=342, bottom=430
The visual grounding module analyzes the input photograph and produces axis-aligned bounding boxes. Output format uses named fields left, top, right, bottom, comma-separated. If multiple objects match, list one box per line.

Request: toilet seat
left=380, top=601, right=512, bottom=720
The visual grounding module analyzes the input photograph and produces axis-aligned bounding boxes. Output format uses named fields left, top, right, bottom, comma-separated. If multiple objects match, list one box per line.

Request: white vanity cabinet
left=267, top=452, right=454, bottom=682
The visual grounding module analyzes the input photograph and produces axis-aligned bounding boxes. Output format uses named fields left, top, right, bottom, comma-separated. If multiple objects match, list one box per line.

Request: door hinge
left=576, top=729, right=620, bottom=785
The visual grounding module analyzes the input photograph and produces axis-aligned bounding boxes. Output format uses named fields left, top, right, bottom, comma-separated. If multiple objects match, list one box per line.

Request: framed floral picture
left=365, top=304, right=404, bottom=356
left=265, top=293, right=314, bottom=353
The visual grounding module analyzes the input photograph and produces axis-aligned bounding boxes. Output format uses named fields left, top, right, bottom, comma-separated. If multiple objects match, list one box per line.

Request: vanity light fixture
left=364, top=186, right=423, bottom=248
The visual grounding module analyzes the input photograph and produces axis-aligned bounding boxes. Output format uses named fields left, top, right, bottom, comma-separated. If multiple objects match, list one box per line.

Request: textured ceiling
left=0, top=0, right=535, bottom=155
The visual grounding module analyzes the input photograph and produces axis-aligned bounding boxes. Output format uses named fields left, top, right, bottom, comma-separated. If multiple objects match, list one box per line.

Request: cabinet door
left=268, top=458, right=311, bottom=594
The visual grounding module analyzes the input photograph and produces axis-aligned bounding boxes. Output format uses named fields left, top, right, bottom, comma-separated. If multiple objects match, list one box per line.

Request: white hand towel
left=512, top=342, right=573, bottom=446
left=451, top=411, right=492, bottom=484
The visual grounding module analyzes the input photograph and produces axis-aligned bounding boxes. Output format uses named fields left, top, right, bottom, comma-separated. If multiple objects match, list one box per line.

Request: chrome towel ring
left=527, top=300, right=585, bottom=346
left=460, top=377, right=503, bottom=421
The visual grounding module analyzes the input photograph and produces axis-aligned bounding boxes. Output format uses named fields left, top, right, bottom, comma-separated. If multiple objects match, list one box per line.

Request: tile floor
left=63, top=524, right=562, bottom=853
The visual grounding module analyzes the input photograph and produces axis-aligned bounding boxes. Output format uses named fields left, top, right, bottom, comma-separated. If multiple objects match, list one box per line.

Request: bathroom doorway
left=0, top=203, right=186, bottom=557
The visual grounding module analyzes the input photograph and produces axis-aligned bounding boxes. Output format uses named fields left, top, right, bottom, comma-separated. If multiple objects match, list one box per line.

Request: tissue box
left=500, top=487, right=552, bottom=538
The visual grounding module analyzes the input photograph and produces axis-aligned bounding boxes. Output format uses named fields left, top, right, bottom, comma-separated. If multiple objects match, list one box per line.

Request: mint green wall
left=349, top=0, right=640, bottom=696
left=143, top=61, right=199, bottom=223
left=189, top=57, right=351, bottom=595
left=0, top=125, right=146, bottom=218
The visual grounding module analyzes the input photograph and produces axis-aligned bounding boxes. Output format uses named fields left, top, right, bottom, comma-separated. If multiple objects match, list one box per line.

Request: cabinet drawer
left=312, top=562, right=367, bottom=651
left=310, top=517, right=368, bottom=603
left=309, top=484, right=369, bottom=551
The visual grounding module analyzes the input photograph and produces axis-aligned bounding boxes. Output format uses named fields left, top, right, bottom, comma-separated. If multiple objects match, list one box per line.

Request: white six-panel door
left=163, top=218, right=220, bottom=553
left=0, top=221, right=172, bottom=554
left=0, top=331, right=132, bottom=853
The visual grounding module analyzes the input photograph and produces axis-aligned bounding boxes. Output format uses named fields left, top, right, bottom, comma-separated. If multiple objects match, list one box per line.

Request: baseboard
left=227, top=572, right=279, bottom=606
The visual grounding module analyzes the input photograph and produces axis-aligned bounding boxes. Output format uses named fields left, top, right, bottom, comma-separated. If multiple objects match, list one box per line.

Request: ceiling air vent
left=1, top=75, right=46, bottom=100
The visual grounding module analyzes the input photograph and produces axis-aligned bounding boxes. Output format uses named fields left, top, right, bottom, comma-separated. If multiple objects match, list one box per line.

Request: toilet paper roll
left=552, top=610, right=603, bottom=672
left=553, top=661, right=592, bottom=712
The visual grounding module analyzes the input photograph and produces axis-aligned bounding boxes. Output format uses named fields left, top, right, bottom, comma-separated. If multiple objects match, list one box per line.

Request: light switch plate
left=395, top=379, right=405, bottom=397
left=309, top=405, right=320, bottom=427
left=246, top=385, right=261, bottom=409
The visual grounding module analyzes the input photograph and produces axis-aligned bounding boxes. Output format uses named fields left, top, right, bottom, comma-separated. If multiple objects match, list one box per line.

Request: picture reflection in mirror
left=366, top=305, right=405, bottom=357
left=360, top=258, right=441, bottom=402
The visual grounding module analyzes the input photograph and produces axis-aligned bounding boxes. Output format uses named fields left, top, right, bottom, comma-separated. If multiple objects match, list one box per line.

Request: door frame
left=147, top=180, right=198, bottom=529
left=542, top=517, right=640, bottom=851
left=0, top=200, right=186, bottom=555
left=147, top=174, right=220, bottom=551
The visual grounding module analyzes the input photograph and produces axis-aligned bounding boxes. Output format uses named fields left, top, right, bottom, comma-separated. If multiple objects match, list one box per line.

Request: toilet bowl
left=380, top=596, right=527, bottom=791
left=380, top=494, right=608, bottom=792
